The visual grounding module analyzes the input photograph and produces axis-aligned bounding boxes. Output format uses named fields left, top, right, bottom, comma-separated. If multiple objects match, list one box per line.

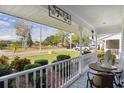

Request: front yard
left=27, top=50, right=80, bottom=64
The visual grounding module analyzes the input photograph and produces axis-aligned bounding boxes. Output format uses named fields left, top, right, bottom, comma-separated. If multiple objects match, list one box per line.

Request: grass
left=3, top=46, right=64, bottom=52
left=27, top=50, right=80, bottom=64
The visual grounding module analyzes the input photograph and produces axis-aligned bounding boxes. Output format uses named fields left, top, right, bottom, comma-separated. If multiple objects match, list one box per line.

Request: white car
left=74, top=46, right=89, bottom=51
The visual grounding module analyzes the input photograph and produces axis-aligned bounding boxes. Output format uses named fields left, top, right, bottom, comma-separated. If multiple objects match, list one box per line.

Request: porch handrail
left=0, top=57, right=78, bottom=81
left=0, top=53, right=97, bottom=88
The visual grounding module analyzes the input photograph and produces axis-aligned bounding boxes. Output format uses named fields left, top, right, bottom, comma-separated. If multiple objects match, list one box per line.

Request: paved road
left=0, top=50, right=47, bottom=57
left=0, top=48, right=71, bottom=57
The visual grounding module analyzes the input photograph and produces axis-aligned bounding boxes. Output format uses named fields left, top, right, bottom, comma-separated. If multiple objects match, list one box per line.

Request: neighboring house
left=98, top=33, right=121, bottom=58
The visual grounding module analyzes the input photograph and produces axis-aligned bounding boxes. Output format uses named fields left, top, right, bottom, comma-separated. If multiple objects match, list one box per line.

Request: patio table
left=89, top=63, right=123, bottom=74
left=88, top=63, right=123, bottom=87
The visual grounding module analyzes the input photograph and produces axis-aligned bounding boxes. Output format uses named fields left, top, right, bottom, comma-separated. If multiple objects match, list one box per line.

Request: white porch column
left=94, top=31, right=98, bottom=62
left=120, top=7, right=124, bottom=69
left=69, top=33, right=72, bottom=49
left=79, top=26, right=84, bottom=74
left=120, top=18, right=124, bottom=68
left=39, top=27, right=42, bottom=52
left=79, top=26, right=83, bottom=55
left=95, top=31, right=98, bottom=53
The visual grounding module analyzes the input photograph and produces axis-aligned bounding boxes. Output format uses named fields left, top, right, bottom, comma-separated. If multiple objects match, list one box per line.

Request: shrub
left=0, top=64, right=12, bottom=88
left=34, top=59, right=48, bottom=66
left=0, top=64, right=11, bottom=77
left=57, top=55, right=71, bottom=61
left=0, top=55, right=9, bottom=65
left=24, top=63, right=46, bottom=88
left=24, top=64, right=41, bottom=70
left=10, top=56, right=31, bottom=72
left=52, top=60, right=58, bottom=63
left=97, top=48, right=105, bottom=58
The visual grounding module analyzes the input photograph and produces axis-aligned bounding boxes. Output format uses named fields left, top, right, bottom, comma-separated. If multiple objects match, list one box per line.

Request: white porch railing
left=0, top=53, right=97, bottom=88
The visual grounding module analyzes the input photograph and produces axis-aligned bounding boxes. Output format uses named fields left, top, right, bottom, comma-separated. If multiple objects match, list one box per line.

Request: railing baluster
left=40, top=69, right=42, bottom=88
left=76, top=59, right=77, bottom=74
left=72, top=60, right=74, bottom=77
left=77, top=58, right=79, bottom=74
left=65, top=62, right=67, bottom=84
left=59, top=64, right=61, bottom=87
left=33, top=71, right=36, bottom=88
left=69, top=61, right=71, bottom=79
left=74, top=59, right=76, bottom=75
left=25, top=73, right=29, bottom=88
left=76, top=60, right=78, bottom=74
left=4, top=79, right=8, bottom=88
left=55, top=65, right=57, bottom=88
left=68, top=60, right=69, bottom=81
left=71, top=60, right=73, bottom=78
left=62, top=62, right=64, bottom=85
left=16, top=76, right=19, bottom=88
left=46, top=68, right=48, bottom=88
left=73, top=60, right=75, bottom=76
left=51, top=67, right=53, bottom=88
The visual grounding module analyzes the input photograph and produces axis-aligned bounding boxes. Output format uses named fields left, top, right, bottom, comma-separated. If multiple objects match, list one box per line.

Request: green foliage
left=57, top=30, right=70, bottom=47
left=15, top=22, right=32, bottom=48
left=27, top=33, right=33, bottom=47
left=72, top=34, right=80, bottom=44
left=11, top=43, right=21, bottom=55
left=0, top=64, right=11, bottom=77
left=34, top=59, right=48, bottom=66
left=52, top=60, right=58, bottom=63
left=82, top=36, right=91, bottom=46
left=10, top=56, right=31, bottom=72
left=57, top=55, right=71, bottom=61
left=0, top=41, right=7, bottom=49
left=43, top=35, right=61, bottom=46
left=0, top=64, right=12, bottom=88
left=24, top=64, right=40, bottom=70
left=24, top=63, right=45, bottom=88
left=11, top=43, right=20, bottom=49
left=0, top=56, right=9, bottom=65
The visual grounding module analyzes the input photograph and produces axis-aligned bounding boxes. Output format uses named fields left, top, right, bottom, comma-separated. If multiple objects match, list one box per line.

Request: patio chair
left=113, top=72, right=124, bottom=87
left=87, top=71, right=114, bottom=88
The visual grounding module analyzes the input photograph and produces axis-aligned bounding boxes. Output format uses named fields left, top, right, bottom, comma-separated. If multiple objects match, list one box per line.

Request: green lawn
left=27, top=50, right=80, bottom=64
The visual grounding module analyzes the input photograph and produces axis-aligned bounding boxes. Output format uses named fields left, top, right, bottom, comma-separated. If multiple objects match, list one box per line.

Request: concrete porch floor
left=68, top=72, right=87, bottom=88
left=68, top=71, right=124, bottom=88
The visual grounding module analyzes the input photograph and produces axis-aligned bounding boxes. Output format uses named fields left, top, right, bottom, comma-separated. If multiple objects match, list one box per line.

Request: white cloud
left=0, top=20, right=10, bottom=28
left=3, top=17, right=8, bottom=21
left=0, top=35, right=19, bottom=41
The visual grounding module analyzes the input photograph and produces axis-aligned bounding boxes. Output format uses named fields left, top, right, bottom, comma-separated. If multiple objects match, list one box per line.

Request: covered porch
left=0, top=5, right=124, bottom=88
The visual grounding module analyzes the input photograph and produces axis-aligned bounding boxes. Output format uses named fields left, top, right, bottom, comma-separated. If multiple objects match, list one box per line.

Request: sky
left=0, top=13, right=59, bottom=42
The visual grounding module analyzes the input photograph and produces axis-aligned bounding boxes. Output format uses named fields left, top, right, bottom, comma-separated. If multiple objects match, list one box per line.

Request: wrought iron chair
left=87, top=71, right=114, bottom=88
left=113, top=72, right=124, bottom=87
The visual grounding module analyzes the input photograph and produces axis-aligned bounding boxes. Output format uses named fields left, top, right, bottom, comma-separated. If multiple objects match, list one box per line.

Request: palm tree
left=11, top=43, right=20, bottom=56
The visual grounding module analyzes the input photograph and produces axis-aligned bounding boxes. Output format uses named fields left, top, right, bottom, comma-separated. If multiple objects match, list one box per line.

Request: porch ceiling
left=58, top=5, right=123, bottom=35
left=0, top=5, right=123, bottom=36
left=0, top=5, right=91, bottom=37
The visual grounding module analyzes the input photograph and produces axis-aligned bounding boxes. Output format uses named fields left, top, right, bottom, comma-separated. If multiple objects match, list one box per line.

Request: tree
left=72, top=34, right=80, bottom=45
left=15, top=22, right=32, bottom=48
left=43, top=35, right=61, bottom=46
left=0, top=41, right=7, bottom=50
left=82, top=36, right=90, bottom=46
left=57, top=30, right=70, bottom=47
left=11, top=43, right=20, bottom=56
left=27, top=32, right=33, bottom=47
left=52, top=35, right=61, bottom=45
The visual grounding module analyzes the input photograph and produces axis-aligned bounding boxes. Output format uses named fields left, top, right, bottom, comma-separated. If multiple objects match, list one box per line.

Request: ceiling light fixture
left=103, top=22, right=106, bottom=24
